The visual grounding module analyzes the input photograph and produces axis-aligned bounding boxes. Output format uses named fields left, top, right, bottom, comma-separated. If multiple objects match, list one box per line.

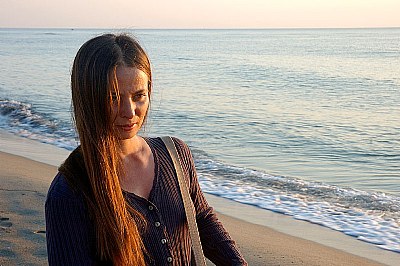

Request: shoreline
left=1, top=131, right=399, bottom=265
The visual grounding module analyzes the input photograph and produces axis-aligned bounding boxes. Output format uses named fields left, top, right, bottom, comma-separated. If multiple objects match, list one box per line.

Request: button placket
left=147, top=205, right=171, bottom=262
left=144, top=202, right=172, bottom=264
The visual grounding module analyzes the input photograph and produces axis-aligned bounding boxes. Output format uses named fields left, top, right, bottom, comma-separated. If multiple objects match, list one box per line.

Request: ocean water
left=0, top=28, right=399, bottom=253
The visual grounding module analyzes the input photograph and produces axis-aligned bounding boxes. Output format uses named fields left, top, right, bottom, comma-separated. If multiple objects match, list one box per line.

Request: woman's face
left=112, top=66, right=150, bottom=140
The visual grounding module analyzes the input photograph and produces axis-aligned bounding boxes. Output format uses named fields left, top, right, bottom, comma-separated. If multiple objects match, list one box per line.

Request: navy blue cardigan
left=45, top=137, right=247, bottom=265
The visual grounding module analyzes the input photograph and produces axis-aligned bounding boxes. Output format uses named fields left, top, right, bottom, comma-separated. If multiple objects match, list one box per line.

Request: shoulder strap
left=161, top=136, right=206, bottom=266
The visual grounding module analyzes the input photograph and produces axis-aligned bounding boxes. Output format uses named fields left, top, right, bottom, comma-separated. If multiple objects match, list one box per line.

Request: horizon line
left=1, top=26, right=400, bottom=31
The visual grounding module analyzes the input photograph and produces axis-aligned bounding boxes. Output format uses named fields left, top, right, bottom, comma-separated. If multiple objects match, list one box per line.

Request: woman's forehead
left=116, top=66, right=149, bottom=89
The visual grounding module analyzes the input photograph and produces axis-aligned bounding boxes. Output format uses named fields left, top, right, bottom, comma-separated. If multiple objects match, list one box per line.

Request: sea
left=0, top=28, right=399, bottom=253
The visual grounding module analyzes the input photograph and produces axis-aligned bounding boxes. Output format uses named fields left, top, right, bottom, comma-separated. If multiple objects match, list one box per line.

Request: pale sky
left=0, top=0, right=399, bottom=29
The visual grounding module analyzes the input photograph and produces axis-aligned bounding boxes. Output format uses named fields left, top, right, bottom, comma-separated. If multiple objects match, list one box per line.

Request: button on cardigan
left=45, top=137, right=247, bottom=265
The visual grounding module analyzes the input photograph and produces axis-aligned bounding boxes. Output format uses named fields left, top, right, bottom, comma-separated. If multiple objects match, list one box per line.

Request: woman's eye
left=111, top=94, right=118, bottom=102
left=133, top=94, right=146, bottom=101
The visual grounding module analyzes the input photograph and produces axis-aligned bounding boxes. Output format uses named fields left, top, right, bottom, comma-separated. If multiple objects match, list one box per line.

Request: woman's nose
left=119, top=99, right=135, bottom=118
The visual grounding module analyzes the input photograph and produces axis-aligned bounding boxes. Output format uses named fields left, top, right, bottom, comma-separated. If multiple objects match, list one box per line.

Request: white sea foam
left=197, top=167, right=400, bottom=253
left=0, top=99, right=77, bottom=151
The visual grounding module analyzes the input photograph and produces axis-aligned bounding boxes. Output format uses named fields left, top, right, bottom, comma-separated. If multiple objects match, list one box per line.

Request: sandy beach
left=1, top=132, right=399, bottom=265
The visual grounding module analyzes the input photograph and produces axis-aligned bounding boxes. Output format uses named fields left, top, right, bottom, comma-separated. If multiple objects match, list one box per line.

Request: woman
left=45, top=33, right=247, bottom=265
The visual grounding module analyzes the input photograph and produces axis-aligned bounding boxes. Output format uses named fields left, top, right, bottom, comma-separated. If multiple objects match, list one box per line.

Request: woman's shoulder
left=47, top=146, right=89, bottom=201
left=46, top=172, right=82, bottom=201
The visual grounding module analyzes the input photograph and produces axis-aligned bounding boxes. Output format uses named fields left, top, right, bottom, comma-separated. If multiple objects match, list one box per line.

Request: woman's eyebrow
left=120, top=88, right=148, bottom=95
left=131, top=89, right=147, bottom=94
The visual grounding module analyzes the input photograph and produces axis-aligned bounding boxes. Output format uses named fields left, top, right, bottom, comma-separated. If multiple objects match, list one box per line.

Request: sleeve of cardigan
left=45, top=173, right=96, bottom=266
left=172, top=138, right=248, bottom=266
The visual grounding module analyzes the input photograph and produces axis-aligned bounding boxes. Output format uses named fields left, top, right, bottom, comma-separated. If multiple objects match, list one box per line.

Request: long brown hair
left=70, top=33, right=151, bottom=265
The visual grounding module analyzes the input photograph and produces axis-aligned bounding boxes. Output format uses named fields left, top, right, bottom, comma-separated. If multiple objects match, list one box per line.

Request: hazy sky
left=1, top=0, right=399, bottom=29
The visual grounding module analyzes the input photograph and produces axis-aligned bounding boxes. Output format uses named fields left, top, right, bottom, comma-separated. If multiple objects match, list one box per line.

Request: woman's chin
left=116, top=129, right=139, bottom=140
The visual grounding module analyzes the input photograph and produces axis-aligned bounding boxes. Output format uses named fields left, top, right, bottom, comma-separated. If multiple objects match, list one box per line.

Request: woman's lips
left=117, top=123, right=137, bottom=131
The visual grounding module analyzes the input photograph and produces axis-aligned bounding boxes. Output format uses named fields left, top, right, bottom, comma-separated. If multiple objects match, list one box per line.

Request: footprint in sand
left=0, top=217, right=12, bottom=230
left=0, top=239, right=16, bottom=258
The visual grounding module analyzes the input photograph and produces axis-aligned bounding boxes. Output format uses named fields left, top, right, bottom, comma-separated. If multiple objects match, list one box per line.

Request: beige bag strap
left=161, top=136, right=207, bottom=266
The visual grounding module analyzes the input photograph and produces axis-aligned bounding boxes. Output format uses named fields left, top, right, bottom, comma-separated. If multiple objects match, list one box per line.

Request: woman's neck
left=117, top=136, right=145, bottom=159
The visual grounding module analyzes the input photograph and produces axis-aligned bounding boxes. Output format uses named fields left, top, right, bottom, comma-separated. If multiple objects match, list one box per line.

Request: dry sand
left=0, top=152, right=54, bottom=265
left=1, top=151, right=395, bottom=265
